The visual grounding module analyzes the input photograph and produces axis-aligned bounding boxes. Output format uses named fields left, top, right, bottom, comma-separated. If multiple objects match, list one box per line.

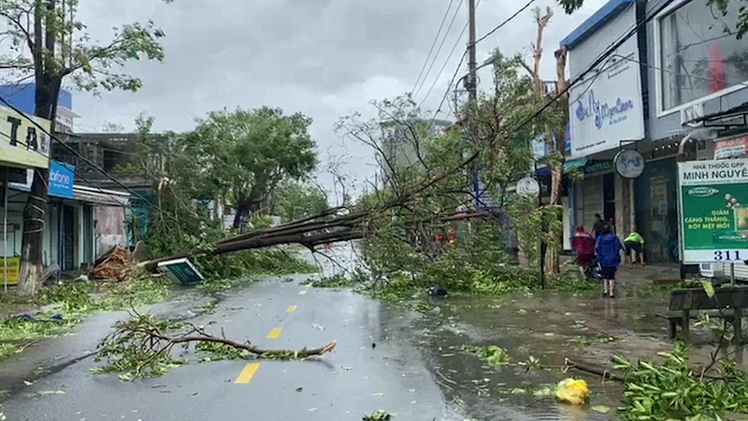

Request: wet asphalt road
left=0, top=246, right=615, bottom=421
left=2, top=280, right=461, bottom=421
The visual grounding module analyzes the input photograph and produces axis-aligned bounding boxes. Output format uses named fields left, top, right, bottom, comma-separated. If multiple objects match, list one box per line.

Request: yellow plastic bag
left=555, top=378, right=589, bottom=405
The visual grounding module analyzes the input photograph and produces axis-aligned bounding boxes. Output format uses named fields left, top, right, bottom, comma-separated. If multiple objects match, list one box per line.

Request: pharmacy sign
left=678, top=158, right=748, bottom=263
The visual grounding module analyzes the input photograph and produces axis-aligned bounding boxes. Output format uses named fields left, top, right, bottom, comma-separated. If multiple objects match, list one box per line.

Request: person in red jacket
left=572, top=226, right=595, bottom=279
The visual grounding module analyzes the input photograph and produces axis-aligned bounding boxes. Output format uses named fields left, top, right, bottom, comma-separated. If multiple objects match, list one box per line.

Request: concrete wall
left=94, top=206, right=127, bottom=259
left=645, top=0, right=748, bottom=141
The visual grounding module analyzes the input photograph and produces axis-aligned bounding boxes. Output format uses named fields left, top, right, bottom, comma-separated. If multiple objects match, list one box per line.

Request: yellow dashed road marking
left=234, top=363, right=260, bottom=384
left=267, top=327, right=283, bottom=339
left=299, top=290, right=307, bottom=295
left=286, top=305, right=297, bottom=313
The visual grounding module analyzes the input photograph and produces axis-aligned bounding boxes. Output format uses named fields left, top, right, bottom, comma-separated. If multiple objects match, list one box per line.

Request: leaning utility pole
left=466, top=0, right=477, bottom=102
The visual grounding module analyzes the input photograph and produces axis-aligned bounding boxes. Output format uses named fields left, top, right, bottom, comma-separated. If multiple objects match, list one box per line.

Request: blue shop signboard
left=48, top=161, right=74, bottom=199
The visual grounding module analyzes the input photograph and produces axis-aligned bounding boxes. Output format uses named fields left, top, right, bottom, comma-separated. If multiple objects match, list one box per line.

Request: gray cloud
left=71, top=0, right=607, bottom=191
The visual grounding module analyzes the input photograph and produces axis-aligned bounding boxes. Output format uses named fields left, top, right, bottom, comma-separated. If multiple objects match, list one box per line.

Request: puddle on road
left=402, top=288, right=676, bottom=420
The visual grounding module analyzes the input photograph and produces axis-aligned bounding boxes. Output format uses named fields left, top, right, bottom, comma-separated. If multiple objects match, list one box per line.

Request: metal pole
left=4, top=167, right=8, bottom=293
left=535, top=162, right=546, bottom=289
left=731, top=263, right=736, bottom=287
left=467, top=0, right=477, bottom=102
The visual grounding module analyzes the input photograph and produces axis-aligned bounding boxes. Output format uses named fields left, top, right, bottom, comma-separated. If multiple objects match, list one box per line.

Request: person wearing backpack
left=595, top=224, right=624, bottom=298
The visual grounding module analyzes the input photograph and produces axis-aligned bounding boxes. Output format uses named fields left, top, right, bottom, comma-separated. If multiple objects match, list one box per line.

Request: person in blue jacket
left=595, top=224, right=624, bottom=298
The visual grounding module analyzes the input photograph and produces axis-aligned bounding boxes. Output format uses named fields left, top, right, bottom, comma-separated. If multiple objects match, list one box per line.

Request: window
left=658, top=0, right=748, bottom=112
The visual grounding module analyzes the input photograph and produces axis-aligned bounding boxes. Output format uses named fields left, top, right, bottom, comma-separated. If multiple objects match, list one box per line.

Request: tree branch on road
left=95, top=310, right=337, bottom=379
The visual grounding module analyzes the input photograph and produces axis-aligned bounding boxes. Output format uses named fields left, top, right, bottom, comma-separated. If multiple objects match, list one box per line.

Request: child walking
left=595, top=224, right=624, bottom=298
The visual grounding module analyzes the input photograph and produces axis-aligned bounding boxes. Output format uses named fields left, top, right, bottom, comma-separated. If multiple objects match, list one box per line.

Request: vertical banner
left=678, top=158, right=748, bottom=263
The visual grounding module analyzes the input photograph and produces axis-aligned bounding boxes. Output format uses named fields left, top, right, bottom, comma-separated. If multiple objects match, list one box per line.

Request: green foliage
left=93, top=314, right=187, bottom=380
left=38, top=270, right=171, bottom=313
left=0, top=0, right=165, bottom=93
left=464, top=345, right=511, bottom=367
left=271, top=181, right=329, bottom=222
left=508, top=196, right=562, bottom=265
left=310, top=273, right=357, bottom=289
left=363, top=410, right=395, bottom=421
left=0, top=271, right=170, bottom=358
left=194, top=248, right=318, bottom=293
left=179, top=107, right=318, bottom=225
left=0, top=314, right=77, bottom=342
left=615, top=342, right=748, bottom=420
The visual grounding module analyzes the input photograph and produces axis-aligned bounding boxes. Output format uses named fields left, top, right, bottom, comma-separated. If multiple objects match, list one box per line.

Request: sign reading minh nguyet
left=566, top=4, right=644, bottom=159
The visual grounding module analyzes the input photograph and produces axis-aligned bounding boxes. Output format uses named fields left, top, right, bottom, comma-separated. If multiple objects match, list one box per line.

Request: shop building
left=561, top=0, right=646, bottom=251
left=643, top=0, right=747, bottom=267
left=561, top=0, right=748, bottom=265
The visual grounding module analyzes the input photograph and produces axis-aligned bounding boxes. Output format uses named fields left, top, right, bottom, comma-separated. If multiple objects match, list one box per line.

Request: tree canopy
left=164, top=107, right=318, bottom=228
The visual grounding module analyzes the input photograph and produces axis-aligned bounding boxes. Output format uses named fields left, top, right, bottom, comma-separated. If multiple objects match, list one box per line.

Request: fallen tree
left=94, top=310, right=337, bottom=379
left=142, top=208, right=498, bottom=272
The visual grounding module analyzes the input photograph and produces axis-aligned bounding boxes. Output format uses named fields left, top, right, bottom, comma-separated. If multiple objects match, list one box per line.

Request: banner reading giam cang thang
left=0, top=105, right=51, bottom=169
left=678, top=158, right=748, bottom=263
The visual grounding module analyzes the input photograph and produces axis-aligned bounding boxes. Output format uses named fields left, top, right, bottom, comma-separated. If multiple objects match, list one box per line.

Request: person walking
left=592, top=213, right=606, bottom=239
left=571, top=226, right=595, bottom=280
left=623, top=229, right=645, bottom=269
left=596, top=224, right=624, bottom=298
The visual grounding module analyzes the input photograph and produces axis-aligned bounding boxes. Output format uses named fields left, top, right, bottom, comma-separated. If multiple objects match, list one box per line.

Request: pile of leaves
left=38, top=269, right=172, bottom=313
left=614, top=342, right=748, bottom=420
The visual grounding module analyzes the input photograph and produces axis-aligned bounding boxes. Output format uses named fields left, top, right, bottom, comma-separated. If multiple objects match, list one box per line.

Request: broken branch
left=94, top=310, right=336, bottom=380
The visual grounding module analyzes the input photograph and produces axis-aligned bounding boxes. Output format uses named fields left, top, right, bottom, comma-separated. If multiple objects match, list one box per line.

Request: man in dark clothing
left=592, top=214, right=606, bottom=239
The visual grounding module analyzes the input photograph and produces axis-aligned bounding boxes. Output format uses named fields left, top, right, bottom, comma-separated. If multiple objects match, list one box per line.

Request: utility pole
left=466, top=0, right=477, bottom=102
left=464, top=0, right=478, bottom=216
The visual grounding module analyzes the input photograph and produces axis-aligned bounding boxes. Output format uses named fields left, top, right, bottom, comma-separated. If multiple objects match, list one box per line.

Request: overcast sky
left=71, top=0, right=607, bottom=193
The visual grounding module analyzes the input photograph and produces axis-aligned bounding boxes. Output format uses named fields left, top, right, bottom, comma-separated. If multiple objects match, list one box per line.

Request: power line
left=474, top=0, right=537, bottom=46
left=510, top=0, right=673, bottom=142
left=411, top=0, right=457, bottom=96
left=429, top=0, right=539, bottom=122
left=414, top=0, right=465, bottom=99
left=420, top=25, right=468, bottom=104
left=0, top=95, right=179, bottom=222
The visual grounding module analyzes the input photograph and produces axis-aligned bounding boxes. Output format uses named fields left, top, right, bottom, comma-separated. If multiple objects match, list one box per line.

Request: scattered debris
left=591, top=405, right=612, bottom=414
left=363, top=410, right=394, bottom=420
left=555, top=378, right=589, bottom=405
left=90, top=246, right=131, bottom=280
left=463, top=345, right=510, bottom=367
left=94, top=310, right=337, bottom=379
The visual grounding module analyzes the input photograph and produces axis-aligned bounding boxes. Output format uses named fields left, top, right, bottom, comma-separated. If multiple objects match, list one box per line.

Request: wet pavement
left=0, top=245, right=718, bottom=420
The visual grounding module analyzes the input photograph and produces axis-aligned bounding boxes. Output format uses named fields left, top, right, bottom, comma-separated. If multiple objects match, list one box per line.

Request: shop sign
left=516, top=177, right=540, bottom=197
left=48, top=161, right=74, bottom=198
left=158, top=257, right=204, bottom=285
left=614, top=149, right=645, bottom=179
left=1, top=256, right=20, bottom=286
left=0, top=105, right=51, bottom=169
left=713, top=134, right=748, bottom=159
left=582, top=160, right=613, bottom=174
left=677, top=158, right=748, bottom=263
left=567, top=7, right=645, bottom=160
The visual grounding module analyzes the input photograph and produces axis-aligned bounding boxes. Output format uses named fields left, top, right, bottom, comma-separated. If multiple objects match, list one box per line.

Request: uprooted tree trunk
left=95, top=310, right=337, bottom=379
left=141, top=208, right=497, bottom=272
